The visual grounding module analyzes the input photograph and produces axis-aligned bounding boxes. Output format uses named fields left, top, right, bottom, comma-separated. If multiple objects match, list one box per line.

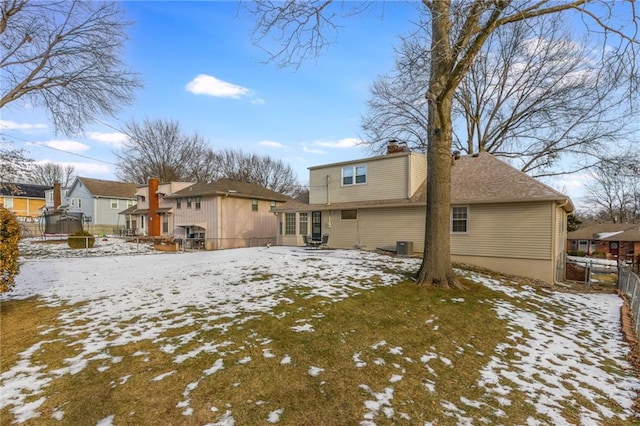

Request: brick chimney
left=148, top=176, right=161, bottom=237
left=53, top=181, right=62, bottom=210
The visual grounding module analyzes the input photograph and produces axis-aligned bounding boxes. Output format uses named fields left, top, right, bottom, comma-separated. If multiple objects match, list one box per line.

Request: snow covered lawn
left=1, top=239, right=638, bottom=425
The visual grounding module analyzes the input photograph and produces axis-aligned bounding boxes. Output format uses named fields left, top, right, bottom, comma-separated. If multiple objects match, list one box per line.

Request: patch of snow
left=96, top=414, right=115, bottom=426
left=267, top=408, right=284, bottom=423
left=290, top=323, right=314, bottom=332
left=151, top=371, right=176, bottom=381
left=308, top=366, right=324, bottom=377
left=280, top=355, right=291, bottom=365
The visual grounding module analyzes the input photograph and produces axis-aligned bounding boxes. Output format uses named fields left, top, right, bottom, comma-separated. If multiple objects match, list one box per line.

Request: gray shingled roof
left=168, top=178, right=290, bottom=202
left=0, top=182, right=50, bottom=198
left=275, top=152, right=573, bottom=212
left=568, top=223, right=640, bottom=241
left=77, top=177, right=137, bottom=199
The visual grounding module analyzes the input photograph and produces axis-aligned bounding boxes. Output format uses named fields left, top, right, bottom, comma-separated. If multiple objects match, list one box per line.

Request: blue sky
left=2, top=1, right=419, bottom=185
left=2, top=2, right=637, bottom=210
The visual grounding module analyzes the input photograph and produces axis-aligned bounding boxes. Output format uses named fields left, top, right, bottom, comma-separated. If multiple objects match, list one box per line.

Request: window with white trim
left=252, top=198, right=258, bottom=211
left=78, top=198, right=82, bottom=209
left=285, top=213, right=296, bottom=235
left=110, top=199, right=118, bottom=209
left=299, top=213, right=308, bottom=235
left=3, top=197, right=13, bottom=209
left=342, top=164, right=367, bottom=185
left=451, top=206, right=468, bottom=233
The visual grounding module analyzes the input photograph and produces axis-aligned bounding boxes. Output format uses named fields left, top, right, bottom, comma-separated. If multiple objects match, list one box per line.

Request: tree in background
left=202, top=149, right=304, bottom=197
left=361, top=14, right=636, bottom=178
left=0, top=140, right=32, bottom=183
left=0, top=0, right=141, bottom=135
left=0, top=205, right=21, bottom=292
left=584, top=153, right=640, bottom=224
left=114, top=118, right=211, bottom=184
left=248, top=1, right=639, bottom=288
left=115, top=118, right=304, bottom=196
left=24, top=162, right=76, bottom=187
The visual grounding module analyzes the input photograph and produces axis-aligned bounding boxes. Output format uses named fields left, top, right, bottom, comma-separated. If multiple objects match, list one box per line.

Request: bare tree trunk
left=416, top=91, right=463, bottom=288
left=415, top=1, right=463, bottom=289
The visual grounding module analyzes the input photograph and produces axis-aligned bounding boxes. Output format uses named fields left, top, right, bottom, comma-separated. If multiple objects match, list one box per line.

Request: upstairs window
left=110, top=199, right=118, bottom=209
left=187, top=197, right=192, bottom=208
left=451, top=206, right=468, bottom=233
left=270, top=200, right=277, bottom=210
left=176, top=198, right=182, bottom=209
left=342, top=165, right=367, bottom=185
left=3, top=197, right=14, bottom=209
left=195, top=196, right=201, bottom=210
left=78, top=198, right=82, bottom=209
left=252, top=199, right=258, bottom=211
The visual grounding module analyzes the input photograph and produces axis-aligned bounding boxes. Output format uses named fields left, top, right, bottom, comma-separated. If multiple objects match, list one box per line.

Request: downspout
left=555, top=199, right=571, bottom=286
left=407, top=154, right=412, bottom=199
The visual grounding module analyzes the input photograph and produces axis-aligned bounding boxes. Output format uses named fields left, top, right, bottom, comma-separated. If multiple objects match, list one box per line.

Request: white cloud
left=251, top=98, right=266, bottom=105
left=87, top=132, right=129, bottom=148
left=0, top=119, right=47, bottom=131
left=32, top=139, right=90, bottom=153
left=258, top=140, right=285, bottom=149
left=185, top=74, right=250, bottom=98
left=303, top=147, right=326, bottom=155
left=315, top=138, right=362, bottom=149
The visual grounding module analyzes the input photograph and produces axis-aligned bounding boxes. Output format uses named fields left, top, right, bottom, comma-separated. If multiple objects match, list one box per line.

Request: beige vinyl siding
left=408, top=154, right=427, bottom=197
left=309, top=154, right=415, bottom=204
left=219, top=197, right=278, bottom=240
left=327, top=207, right=424, bottom=252
left=451, top=202, right=553, bottom=260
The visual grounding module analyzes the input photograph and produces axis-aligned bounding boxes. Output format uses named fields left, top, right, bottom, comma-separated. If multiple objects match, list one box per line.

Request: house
left=119, top=177, right=193, bottom=236
left=66, top=177, right=137, bottom=234
left=43, top=182, right=70, bottom=211
left=568, top=223, right=640, bottom=262
left=0, top=182, right=50, bottom=221
left=162, top=178, right=291, bottom=249
left=274, top=150, right=574, bottom=285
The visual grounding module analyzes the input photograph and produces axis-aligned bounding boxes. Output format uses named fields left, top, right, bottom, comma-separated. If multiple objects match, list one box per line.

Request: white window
left=299, top=213, right=308, bottom=235
left=342, top=165, right=367, bottom=185
left=78, top=198, right=82, bottom=208
left=3, top=197, right=13, bottom=209
left=47, top=192, right=53, bottom=202
left=451, top=206, right=468, bottom=233
left=285, top=213, right=296, bottom=235
left=111, top=199, right=118, bottom=209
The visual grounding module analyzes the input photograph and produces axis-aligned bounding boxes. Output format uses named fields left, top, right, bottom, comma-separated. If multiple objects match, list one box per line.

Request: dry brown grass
left=0, top=277, right=635, bottom=425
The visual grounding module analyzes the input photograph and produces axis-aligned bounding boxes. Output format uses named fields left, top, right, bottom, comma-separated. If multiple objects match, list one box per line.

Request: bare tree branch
left=0, top=0, right=142, bottom=135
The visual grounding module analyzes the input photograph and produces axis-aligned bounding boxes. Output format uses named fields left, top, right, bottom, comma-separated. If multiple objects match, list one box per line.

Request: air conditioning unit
left=396, top=241, right=414, bottom=256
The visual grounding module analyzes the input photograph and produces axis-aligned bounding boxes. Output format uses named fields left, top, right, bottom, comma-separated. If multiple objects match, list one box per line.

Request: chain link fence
left=618, top=265, right=640, bottom=336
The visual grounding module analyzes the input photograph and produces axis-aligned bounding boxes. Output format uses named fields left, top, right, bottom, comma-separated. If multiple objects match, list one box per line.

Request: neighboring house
left=567, top=223, right=640, bottom=262
left=43, top=182, right=70, bottom=211
left=164, top=178, right=290, bottom=249
left=66, top=177, right=137, bottom=231
left=0, top=182, right=49, bottom=221
left=119, top=177, right=193, bottom=236
left=274, top=150, right=574, bottom=285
